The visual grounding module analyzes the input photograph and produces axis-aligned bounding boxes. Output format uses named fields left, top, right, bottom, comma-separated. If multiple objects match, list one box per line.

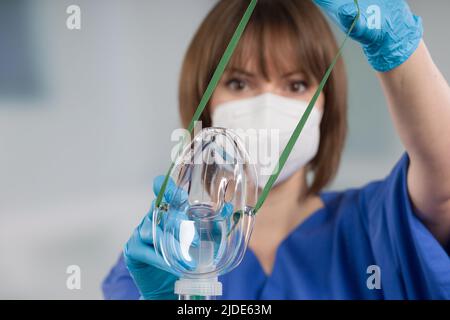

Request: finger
left=165, top=210, right=200, bottom=248
left=148, top=195, right=200, bottom=249
left=153, top=175, right=169, bottom=197
left=153, top=175, right=189, bottom=207
left=338, top=3, right=381, bottom=45
left=127, top=225, right=198, bottom=275
left=147, top=206, right=201, bottom=265
left=124, top=228, right=175, bottom=274
left=150, top=220, right=198, bottom=272
left=138, top=211, right=165, bottom=246
left=220, top=202, right=234, bottom=219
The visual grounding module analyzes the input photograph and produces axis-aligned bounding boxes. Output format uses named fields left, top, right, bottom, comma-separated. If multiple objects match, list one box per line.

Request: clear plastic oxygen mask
left=152, top=128, right=258, bottom=299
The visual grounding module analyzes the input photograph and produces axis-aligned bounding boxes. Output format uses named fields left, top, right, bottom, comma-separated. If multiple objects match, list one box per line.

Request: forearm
left=378, top=40, right=450, bottom=243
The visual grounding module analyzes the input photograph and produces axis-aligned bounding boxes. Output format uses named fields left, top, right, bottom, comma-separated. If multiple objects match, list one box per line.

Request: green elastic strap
left=156, top=0, right=360, bottom=215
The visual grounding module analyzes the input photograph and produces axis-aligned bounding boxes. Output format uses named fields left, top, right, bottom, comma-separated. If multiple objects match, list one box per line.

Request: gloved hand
left=123, top=175, right=235, bottom=299
left=123, top=176, right=184, bottom=300
left=313, top=0, right=423, bottom=72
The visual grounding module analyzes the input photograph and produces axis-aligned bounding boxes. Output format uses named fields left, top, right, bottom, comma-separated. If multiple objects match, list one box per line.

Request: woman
left=103, top=0, right=450, bottom=299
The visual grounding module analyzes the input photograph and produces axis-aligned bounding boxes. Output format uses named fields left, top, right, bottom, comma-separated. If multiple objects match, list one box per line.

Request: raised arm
left=313, top=0, right=450, bottom=244
left=378, top=41, right=450, bottom=244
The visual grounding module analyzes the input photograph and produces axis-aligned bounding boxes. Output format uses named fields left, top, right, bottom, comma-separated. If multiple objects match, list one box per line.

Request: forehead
left=227, top=17, right=315, bottom=81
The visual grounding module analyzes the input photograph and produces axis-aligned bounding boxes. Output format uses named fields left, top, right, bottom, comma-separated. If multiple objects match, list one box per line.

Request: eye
left=226, top=78, right=248, bottom=92
left=289, top=80, right=308, bottom=93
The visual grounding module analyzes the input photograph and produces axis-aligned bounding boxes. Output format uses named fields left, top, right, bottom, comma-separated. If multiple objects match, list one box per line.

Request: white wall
left=0, top=0, right=448, bottom=299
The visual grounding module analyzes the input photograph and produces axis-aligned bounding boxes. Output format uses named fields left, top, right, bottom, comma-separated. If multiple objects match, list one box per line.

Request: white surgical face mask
left=211, top=93, right=322, bottom=188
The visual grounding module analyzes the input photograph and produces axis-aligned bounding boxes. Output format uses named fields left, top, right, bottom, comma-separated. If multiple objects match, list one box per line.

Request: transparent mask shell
left=152, top=127, right=258, bottom=279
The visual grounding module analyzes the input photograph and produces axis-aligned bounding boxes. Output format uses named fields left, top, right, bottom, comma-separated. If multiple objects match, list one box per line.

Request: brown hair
left=178, top=0, right=347, bottom=195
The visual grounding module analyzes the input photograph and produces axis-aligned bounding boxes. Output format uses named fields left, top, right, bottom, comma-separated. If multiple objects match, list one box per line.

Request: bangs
left=228, top=1, right=329, bottom=83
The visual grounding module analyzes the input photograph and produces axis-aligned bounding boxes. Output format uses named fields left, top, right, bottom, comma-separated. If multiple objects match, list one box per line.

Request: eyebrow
left=227, top=67, right=305, bottom=79
left=281, top=70, right=306, bottom=78
left=227, top=68, right=255, bottom=78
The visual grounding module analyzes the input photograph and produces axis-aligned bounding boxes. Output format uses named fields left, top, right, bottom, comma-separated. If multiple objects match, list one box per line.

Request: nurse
left=103, top=0, right=450, bottom=299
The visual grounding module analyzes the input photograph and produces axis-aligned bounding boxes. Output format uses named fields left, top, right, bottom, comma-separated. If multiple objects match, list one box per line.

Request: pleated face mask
left=211, top=93, right=323, bottom=188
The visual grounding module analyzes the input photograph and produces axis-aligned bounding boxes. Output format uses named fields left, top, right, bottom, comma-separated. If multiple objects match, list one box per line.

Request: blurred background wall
left=0, top=0, right=448, bottom=299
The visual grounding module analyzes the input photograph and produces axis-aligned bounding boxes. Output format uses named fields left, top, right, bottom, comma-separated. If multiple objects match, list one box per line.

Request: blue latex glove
left=123, top=176, right=187, bottom=300
left=313, top=0, right=423, bottom=72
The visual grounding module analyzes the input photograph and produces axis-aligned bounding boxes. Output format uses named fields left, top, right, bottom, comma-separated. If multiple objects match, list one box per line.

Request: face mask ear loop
left=155, top=0, right=258, bottom=210
left=252, top=0, right=361, bottom=215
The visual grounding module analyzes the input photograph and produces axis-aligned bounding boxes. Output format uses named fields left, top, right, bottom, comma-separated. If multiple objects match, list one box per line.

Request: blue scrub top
left=102, top=153, right=450, bottom=299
